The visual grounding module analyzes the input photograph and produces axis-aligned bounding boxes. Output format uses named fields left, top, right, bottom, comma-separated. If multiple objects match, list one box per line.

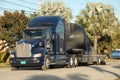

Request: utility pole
left=38, top=0, right=41, bottom=16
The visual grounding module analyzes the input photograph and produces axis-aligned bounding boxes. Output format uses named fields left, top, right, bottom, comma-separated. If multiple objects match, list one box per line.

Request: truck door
left=55, top=33, right=67, bottom=64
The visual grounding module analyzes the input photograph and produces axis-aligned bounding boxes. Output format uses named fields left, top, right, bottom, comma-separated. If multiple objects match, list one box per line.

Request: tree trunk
left=93, top=35, right=98, bottom=55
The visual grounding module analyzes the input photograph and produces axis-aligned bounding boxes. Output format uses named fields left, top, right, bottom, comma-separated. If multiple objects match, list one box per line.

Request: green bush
left=116, top=78, right=120, bottom=80
left=0, top=54, right=2, bottom=62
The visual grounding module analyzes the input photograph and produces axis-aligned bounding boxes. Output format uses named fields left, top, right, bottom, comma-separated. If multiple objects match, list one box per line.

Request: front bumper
left=10, top=57, right=44, bottom=67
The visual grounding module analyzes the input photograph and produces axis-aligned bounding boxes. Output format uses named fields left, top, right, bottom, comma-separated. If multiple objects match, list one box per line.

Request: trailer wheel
left=41, top=55, right=50, bottom=71
left=101, top=58, right=107, bottom=65
left=104, top=59, right=107, bottom=65
left=98, top=58, right=101, bottom=65
left=11, top=66, right=19, bottom=71
left=73, top=55, right=78, bottom=67
left=67, top=55, right=74, bottom=68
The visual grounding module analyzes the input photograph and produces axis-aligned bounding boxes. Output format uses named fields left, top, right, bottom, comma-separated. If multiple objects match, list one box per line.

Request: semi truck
left=10, top=16, right=106, bottom=70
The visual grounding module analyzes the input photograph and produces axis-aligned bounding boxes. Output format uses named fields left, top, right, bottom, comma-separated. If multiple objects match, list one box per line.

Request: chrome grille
left=16, top=43, right=31, bottom=57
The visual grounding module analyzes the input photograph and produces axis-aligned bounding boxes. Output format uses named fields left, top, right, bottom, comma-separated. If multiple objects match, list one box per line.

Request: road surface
left=0, top=60, right=120, bottom=80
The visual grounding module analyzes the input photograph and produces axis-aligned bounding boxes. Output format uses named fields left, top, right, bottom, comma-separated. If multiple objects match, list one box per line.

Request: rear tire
left=41, top=55, right=50, bottom=71
left=67, top=55, right=74, bottom=68
left=97, top=58, right=101, bottom=65
left=101, top=58, right=107, bottom=65
left=73, top=55, right=78, bottom=67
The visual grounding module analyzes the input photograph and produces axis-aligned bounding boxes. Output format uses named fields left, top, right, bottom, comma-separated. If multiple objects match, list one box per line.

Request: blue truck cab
left=10, top=16, right=67, bottom=70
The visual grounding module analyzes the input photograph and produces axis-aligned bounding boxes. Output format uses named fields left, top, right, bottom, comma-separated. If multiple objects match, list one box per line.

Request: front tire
left=41, top=55, right=50, bottom=71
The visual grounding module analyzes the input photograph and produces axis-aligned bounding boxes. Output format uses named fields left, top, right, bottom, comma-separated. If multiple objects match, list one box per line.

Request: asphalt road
left=0, top=60, right=120, bottom=80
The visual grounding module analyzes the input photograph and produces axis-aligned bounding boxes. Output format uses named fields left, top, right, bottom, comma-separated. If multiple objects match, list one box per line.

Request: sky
left=0, top=0, right=120, bottom=22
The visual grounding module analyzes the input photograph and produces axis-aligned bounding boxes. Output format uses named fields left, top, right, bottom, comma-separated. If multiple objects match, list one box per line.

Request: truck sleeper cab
left=10, top=16, right=69, bottom=70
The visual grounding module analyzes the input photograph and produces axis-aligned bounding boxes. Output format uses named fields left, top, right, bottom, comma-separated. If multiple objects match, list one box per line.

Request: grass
left=115, top=78, right=120, bottom=80
left=107, top=58, right=119, bottom=62
left=0, top=63, right=10, bottom=68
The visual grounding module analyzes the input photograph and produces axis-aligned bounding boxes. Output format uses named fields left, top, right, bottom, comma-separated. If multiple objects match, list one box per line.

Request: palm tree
left=41, top=1, right=72, bottom=22
left=75, top=2, right=119, bottom=55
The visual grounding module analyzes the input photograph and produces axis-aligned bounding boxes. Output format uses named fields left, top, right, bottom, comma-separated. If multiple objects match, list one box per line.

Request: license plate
left=20, top=61, right=26, bottom=64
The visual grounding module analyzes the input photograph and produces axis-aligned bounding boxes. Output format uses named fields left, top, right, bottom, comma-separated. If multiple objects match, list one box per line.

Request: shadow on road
left=89, top=65, right=120, bottom=78
left=18, top=63, right=91, bottom=71
left=18, top=65, right=65, bottom=71
left=26, top=74, right=88, bottom=80
left=18, top=63, right=92, bottom=71
left=26, top=75, right=63, bottom=80
left=67, top=74, right=88, bottom=80
left=113, top=65, right=120, bottom=69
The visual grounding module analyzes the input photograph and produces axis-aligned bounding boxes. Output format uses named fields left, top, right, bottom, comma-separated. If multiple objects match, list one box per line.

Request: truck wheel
left=41, top=55, right=50, bottom=71
left=97, top=58, right=101, bottom=65
left=101, top=58, right=107, bottom=65
left=104, top=58, right=107, bottom=65
left=73, top=55, right=78, bottom=67
left=67, top=55, right=74, bottom=68
left=11, top=66, right=19, bottom=71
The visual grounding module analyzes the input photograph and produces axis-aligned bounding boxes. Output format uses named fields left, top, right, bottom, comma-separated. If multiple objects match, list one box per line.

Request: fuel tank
left=66, top=23, right=91, bottom=53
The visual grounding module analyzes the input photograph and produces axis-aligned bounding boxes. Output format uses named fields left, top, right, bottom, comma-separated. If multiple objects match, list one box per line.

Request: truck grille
left=16, top=43, right=31, bottom=57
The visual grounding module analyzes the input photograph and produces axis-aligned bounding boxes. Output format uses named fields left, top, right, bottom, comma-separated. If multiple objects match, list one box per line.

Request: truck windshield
left=22, top=30, right=46, bottom=39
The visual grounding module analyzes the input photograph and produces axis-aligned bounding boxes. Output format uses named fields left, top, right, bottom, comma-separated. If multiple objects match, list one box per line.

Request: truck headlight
left=10, top=54, right=15, bottom=58
left=33, top=53, right=42, bottom=57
